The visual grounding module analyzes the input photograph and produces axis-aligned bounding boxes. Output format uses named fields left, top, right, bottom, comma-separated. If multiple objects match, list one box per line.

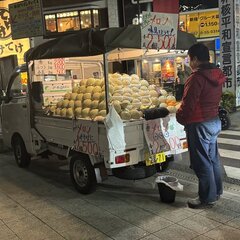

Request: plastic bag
left=155, top=175, right=183, bottom=191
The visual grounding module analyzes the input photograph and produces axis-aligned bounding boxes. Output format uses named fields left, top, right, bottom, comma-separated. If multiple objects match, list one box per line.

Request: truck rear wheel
left=70, top=155, right=96, bottom=194
left=12, top=135, right=31, bottom=168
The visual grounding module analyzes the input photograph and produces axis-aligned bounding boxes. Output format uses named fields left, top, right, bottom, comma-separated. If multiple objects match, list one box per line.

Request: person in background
left=176, top=43, right=226, bottom=209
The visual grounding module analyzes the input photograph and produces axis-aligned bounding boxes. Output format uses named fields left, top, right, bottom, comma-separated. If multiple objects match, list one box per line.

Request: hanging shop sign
left=179, top=10, right=219, bottom=38
left=219, top=0, right=240, bottom=106
left=9, top=0, right=43, bottom=40
left=141, top=11, right=178, bottom=50
left=0, top=0, right=30, bottom=64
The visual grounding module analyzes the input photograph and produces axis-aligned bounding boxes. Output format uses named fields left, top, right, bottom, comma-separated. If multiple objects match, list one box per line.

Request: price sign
left=73, top=120, right=99, bottom=156
left=143, top=115, right=187, bottom=155
left=141, top=11, right=178, bottom=50
left=34, top=59, right=66, bottom=75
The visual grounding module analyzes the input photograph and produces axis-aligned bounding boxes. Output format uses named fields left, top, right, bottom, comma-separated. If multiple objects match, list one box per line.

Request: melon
left=74, top=100, right=82, bottom=108
left=92, top=92, right=101, bottom=101
left=86, top=86, right=94, bottom=94
left=121, top=110, right=131, bottom=120
left=76, top=93, right=83, bottom=101
left=130, top=109, right=141, bottom=119
left=66, top=108, right=74, bottom=118
left=62, top=100, right=69, bottom=108
left=78, top=86, right=86, bottom=93
left=68, top=100, right=75, bottom=108
left=89, top=109, right=99, bottom=119
left=74, top=107, right=82, bottom=118
left=99, top=101, right=106, bottom=111
left=83, top=99, right=92, bottom=108
left=81, top=108, right=90, bottom=118
left=80, top=79, right=87, bottom=86
left=94, top=115, right=105, bottom=121
left=60, top=108, right=67, bottom=117
left=86, top=78, right=95, bottom=86
left=64, top=93, right=71, bottom=100
left=91, top=100, right=99, bottom=109
left=83, top=93, right=92, bottom=100
left=99, top=110, right=107, bottom=117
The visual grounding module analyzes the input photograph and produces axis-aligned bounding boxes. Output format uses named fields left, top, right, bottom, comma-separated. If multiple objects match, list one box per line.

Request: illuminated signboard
left=0, top=0, right=30, bottom=64
left=179, top=10, right=219, bottom=39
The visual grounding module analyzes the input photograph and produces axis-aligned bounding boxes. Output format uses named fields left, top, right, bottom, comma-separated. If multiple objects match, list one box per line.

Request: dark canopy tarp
left=26, top=25, right=197, bottom=61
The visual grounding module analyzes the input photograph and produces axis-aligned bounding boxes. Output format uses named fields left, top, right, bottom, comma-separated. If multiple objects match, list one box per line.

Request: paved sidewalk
left=1, top=152, right=240, bottom=240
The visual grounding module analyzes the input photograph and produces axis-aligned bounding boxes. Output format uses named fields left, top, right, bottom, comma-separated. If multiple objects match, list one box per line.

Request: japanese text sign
left=141, top=11, right=178, bottom=50
left=0, top=0, right=30, bottom=64
left=219, top=0, right=236, bottom=102
left=9, top=0, right=43, bottom=39
left=143, top=115, right=187, bottom=155
left=73, top=120, right=99, bottom=156
left=34, top=59, right=66, bottom=75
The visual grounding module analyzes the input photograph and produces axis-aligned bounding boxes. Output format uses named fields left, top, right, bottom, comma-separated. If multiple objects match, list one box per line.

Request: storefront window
left=57, top=11, right=80, bottom=32
left=93, top=10, right=99, bottom=28
left=80, top=10, right=92, bottom=29
left=45, top=14, right=57, bottom=32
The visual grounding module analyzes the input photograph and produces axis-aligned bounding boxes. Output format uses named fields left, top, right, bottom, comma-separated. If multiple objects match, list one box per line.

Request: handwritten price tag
left=73, top=120, right=99, bottom=156
left=141, top=11, right=178, bottom=50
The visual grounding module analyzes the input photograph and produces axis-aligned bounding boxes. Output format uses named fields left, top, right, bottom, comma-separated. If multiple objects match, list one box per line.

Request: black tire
left=220, top=114, right=231, bottom=130
left=12, top=135, right=31, bottom=168
left=70, top=155, right=97, bottom=194
left=112, top=164, right=156, bottom=180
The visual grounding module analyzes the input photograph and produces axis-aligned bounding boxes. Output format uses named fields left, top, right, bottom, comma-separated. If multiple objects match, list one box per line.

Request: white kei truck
left=0, top=26, right=194, bottom=194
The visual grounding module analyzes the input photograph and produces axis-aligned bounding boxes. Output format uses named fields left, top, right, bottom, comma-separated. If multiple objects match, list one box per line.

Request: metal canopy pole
left=103, top=53, right=110, bottom=113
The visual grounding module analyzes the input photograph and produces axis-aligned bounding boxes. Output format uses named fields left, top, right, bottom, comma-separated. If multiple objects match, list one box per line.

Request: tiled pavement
left=1, top=152, right=240, bottom=240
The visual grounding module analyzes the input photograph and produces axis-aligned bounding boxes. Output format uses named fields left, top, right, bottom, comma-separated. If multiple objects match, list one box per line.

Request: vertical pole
left=103, top=53, right=109, bottom=113
left=137, top=0, right=141, bottom=24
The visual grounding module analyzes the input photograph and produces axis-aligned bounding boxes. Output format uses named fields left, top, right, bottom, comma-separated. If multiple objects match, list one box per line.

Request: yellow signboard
left=186, top=13, right=199, bottom=38
left=179, top=10, right=219, bottom=39
left=0, top=0, right=30, bottom=64
left=199, top=11, right=219, bottom=38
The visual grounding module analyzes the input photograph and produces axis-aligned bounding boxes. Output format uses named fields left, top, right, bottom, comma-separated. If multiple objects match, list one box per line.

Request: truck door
left=0, top=65, right=32, bottom=153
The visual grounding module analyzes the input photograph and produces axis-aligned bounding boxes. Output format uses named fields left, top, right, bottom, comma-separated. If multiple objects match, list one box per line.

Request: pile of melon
left=49, top=73, right=180, bottom=120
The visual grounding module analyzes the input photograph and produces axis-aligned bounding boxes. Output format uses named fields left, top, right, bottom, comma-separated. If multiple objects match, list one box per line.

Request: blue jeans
left=185, top=117, right=223, bottom=203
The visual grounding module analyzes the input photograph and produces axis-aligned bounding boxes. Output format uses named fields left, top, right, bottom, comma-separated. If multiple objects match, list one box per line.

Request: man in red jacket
left=176, top=43, right=226, bottom=209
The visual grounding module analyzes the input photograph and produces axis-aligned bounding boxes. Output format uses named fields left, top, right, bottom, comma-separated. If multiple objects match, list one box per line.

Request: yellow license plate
left=145, top=152, right=166, bottom=166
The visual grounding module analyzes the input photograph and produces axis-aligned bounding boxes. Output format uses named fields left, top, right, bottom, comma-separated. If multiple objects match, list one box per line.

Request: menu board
left=9, top=0, right=43, bottom=39
left=34, top=59, right=66, bottom=75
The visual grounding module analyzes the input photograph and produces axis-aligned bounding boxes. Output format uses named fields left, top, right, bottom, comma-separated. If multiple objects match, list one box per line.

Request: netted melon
left=130, top=109, right=141, bottom=119
left=99, top=110, right=107, bottom=117
left=89, top=109, right=99, bottom=119
left=76, top=93, right=83, bottom=101
left=78, top=86, right=86, bottom=93
left=74, top=100, right=82, bottom=108
left=92, top=92, right=101, bottom=101
left=66, top=108, right=74, bottom=118
left=91, top=100, right=99, bottom=109
left=64, top=93, right=71, bottom=100
left=80, top=79, right=87, bottom=86
left=68, top=100, right=75, bottom=108
left=62, top=99, right=69, bottom=108
left=83, top=99, right=92, bottom=108
left=81, top=108, right=90, bottom=118
left=83, top=93, right=92, bottom=100
left=60, top=108, right=67, bottom=117
left=121, top=110, right=131, bottom=120
left=74, top=107, right=82, bottom=118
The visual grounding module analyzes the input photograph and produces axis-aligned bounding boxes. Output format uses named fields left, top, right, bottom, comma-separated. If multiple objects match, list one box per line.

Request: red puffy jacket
left=176, top=63, right=226, bottom=125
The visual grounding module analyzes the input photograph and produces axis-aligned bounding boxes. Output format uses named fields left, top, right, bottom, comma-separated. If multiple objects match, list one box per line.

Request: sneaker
left=187, top=197, right=216, bottom=209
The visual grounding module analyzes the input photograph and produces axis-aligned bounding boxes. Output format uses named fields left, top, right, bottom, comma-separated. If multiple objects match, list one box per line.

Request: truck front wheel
left=70, top=155, right=96, bottom=194
left=12, top=135, right=31, bottom=168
